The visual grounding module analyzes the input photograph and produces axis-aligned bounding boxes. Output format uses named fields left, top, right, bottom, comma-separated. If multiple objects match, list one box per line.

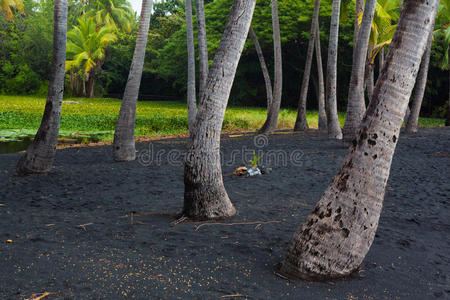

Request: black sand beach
left=0, top=128, right=449, bottom=299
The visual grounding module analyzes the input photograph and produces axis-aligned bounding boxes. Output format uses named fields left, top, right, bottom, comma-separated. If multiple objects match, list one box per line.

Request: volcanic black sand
left=0, top=128, right=449, bottom=299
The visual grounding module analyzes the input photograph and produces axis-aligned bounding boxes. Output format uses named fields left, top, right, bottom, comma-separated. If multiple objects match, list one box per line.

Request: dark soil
left=0, top=128, right=449, bottom=299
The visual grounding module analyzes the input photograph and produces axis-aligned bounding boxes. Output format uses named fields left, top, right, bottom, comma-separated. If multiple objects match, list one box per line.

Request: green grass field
left=0, top=95, right=445, bottom=142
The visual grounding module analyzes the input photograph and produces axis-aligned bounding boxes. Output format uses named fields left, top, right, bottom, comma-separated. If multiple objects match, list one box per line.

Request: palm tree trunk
left=353, top=0, right=363, bottom=50
left=294, top=0, right=321, bottom=132
left=249, top=25, right=273, bottom=110
left=342, top=0, right=376, bottom=146
left=113, top=0, right=153, bottom=161
left=365, top=62, right=374, bottom=102
left=185, top=0, right=197, bottom=134
left=278, top=0, right=438, bottom=280
left=258, top=0, right=282, bottom=135
left=315, top=23, right=327, bottom=131
left=196, top=0, right=208, bottom=99
left=87, top=75, right=95, bottom=98
left=325, top=0, right=343, bottom=139
left=183, top=0, right=256, bottom=219
left=379, top=48, right=385, bottom=72
left=405, top=29, right=433, bottom=133
left=16, top=0, right=68, bottom=176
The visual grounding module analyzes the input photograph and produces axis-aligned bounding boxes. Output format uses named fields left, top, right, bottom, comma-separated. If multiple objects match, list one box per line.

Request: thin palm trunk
left=342, top=0, right=376, bottom=146
left=365, top=62, right=374, bottom=102
left=278, top=0, right=438, bottom=280
left=405, top=29, right=433, bottom=133
left=196, top=0, right=208, bottom=99
left=353, top=0, right=364, bottom=50
left=183, top=0, right=256, bottom=219
left=113, top=0, right=153, bottom=161
left=446, top=70, right=450, bottom=126
left=325, top=0, right=343, bottom=139
left=16, top=0, right=68, bottom=176
left=379, top=48, right=385, bottom=72
left=249, top=25, right=273, bottom=109
left=294, top=0, right=321, bottom=131
left=185, top=0, right=197, bottom=134
left=258, top=0, right=282, bottom=135
left=315, top=23, right=327, bottom=131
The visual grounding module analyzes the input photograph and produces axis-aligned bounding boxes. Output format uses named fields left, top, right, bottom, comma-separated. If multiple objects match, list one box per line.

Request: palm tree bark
left=353, top=0, right=364, bottom=50
left=258, top=0, right=282, bottom=134
left=183, top=0, right=256, bottom=219
left=185, top=0, right=197, bottom=134
left=325, top=0, right=343, bottom=139
left=294, top=0, right=321, bottom=131
left=446, top=70, right=450, bottom=126
left=405, top=29, right=433, bottom=133
left=365, top=62, right=375, bottom=102
left=113, top=0, right=153, bottom=161
left=342, top=0, right=376, bottom=146
left=16, top=0, right=68, bottom=176
left=249, top=25, right=273, bottom=110
left=278, top=0, right=438, bottom=280
left=196, top=0, right=208, bottom=99
left=315, top=23, right=327, bottom=131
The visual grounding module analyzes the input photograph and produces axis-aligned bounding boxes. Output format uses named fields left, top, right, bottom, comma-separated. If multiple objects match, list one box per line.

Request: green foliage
left=249, top=151, right=261, bottom=168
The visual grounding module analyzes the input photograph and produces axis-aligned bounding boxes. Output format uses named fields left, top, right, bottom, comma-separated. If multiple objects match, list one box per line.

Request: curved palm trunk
left=325, top=0, right=343, bottom=139
left=15, top=0, right=68, bottom=176
left=258, top=0, right=282, bottom=135
left=185, top=0, right=197, bottom=134
left=183, top=0, right=256, bottom=220
left=278, top=0, right=438, bottom=280
left=294, top=0, right=321, bottom=131
left=379, top=48, right=385, bottom=72
left=405, top=29, right=433, bottom=133
left=342, top=0, right=376, bottom=146
left=249, top=25, right=273, bottom=110
left=113, top=0, right=153, bottom=162
left=196, top=0, right=208, bottom=99
left=315, top=23, right=327, bottom=131
left=353, top=0, right=363, bottom=50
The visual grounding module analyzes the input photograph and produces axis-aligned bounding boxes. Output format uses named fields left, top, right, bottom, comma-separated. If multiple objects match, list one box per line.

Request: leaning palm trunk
left=185, top=0, right=197, bottom=134
left=353, top=0, right=364, bottom=51
left=249, top=25, right=273, bottom=110
left=258, top=0, right=282, bottom=134
left=315, top=22, right=327, bottom=131
left=342, top=0, right=376, bottom=146
left=294, top=0, right=321, bottom=131
left=278, top=0, right=438, bottom=280
left=16, top=0, right=68, bottom=176
left=405, top=29, right=434, bottom=133
left=325, top=0, right=343, bottom=139
left=183, top=0, right=256, bottom=219
left=446, top=70, right=450, bottom=126
left=196, top=0, right=208, bottom=98
left=113, top=0, right=153, bottom=162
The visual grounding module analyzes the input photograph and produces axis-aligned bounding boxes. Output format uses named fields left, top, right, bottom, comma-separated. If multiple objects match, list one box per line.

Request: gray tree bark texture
left=249, top=25, right=273, bottom=110
left=278, top=0, right=438, bottom=281
left=185, top=0, right=197, bottom=134
left=183, top=0, right=256, bottom=220
left=113, top=0, right=153, bottom=162
left=325, top=0, right=343, bottom=139
left=196, top=0, right=209, bottom=99
left=294, top=0, right=321, bottom=131
left=258, top=0, right=282, bottom=135
left=16, top=0, right=68, bottom=176
left=353, top=0, right=364, bottom=51
left=446, top=71, right=450, bottom=126
left=405, top=28, right=434, bottom=133
left=342, top=0, right=376, bottom=146
left=364, top=61, right=375, bottom=103
left=315, top=23, right=328, bottom=131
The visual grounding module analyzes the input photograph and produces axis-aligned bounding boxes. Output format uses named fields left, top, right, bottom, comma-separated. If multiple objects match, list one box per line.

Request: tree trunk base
left=276, top=259, right=352, bottom=282
left=294, top=120, right=309, bottom=132
left=113, top=138, right=136, bottom=162
left=183, top=180, right=236, bottom=220
left=16, top=152, right=53, bottom=176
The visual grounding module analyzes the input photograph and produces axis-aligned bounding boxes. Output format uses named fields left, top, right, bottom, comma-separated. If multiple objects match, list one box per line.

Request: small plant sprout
left=249, top=151, right=261, bottom=168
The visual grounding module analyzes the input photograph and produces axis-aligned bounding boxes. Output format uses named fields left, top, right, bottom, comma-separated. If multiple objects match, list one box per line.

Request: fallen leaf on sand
left=233, top=166, right=247, bottom=176
left=6, top=239, right=12, bottom=243
left=25, top=292, right=51, bottom=300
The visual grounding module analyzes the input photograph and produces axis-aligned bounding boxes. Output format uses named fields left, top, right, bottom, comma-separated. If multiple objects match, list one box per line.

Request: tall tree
left=84, top=0, right=135, bottom=33
left=405, top=29, right=433, bottom=133
left=185, top=0, right=197, bottom=134
left=0, top=0, right=23, bottom=20
left=258, top=0, right=282, bottom=135
left=183, top=0, right=256, bottom=219
left=196, top=0, right=208, bottom=99
left=342, top=0, right=377, bottom=146
left=315, top=23, right=327, bottom=131
left=294, top=0, right=321, bottom=131
left=16, top=0, right=68, bottom=176
left=277, top=0, right=438, bottom=280
left=325, top=0, right=343, bottom=139
left=249, top=25, right=273, bottom=112
left=113, top=0, right=153, bottom=162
